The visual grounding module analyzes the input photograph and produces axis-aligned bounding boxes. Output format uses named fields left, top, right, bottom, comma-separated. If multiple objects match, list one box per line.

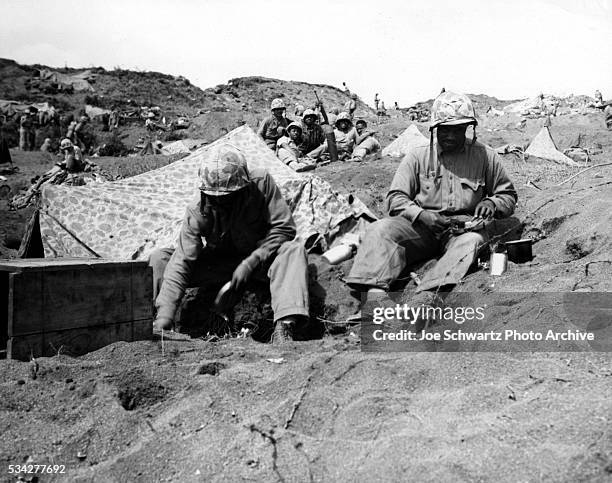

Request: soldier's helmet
left=270, top=98, right=285, bottom=110
left=430, top=91, right=477, bottom=129
left=198, top=144, right=250, bottom=196
left=59, top=138, right=73, bottom=150
left=335, top=112, right=352, bottom=126
left=302, top=108, right=318, bottom=121
left=286, top=121, right=303, bottom=134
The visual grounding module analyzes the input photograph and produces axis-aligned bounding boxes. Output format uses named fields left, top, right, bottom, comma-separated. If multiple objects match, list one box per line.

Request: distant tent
left=85, top=104, right=111, bottom=119
left=382, top=124, right=428, bottom=158
left=524, top=127, right=580, bottom=166
left=139, top=141, right=162, bottom=156
left=0, top=99, right=53, bottom=117
left=38, top=69, right=95, bottom=92
left=25, top=125, right=375, bottom=260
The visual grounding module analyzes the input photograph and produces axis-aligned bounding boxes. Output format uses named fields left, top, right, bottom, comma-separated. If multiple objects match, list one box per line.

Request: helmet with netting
left=198, top=144, right=250, bottom=196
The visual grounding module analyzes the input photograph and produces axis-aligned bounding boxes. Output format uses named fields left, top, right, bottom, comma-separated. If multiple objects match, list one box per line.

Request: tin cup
left=490, top=252, right=508, bottom=276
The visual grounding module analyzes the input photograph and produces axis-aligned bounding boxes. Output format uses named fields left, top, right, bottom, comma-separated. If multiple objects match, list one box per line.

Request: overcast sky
left=1, top=0, right=610, bottom=106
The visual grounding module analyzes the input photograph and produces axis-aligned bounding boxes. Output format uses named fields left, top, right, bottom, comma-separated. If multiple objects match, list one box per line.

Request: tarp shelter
left=382, top=124, right=428, bottom=158
left=161, top=139, right=206, bottom=156
left=138, top=141, right=163, bottom=156
left=0, top=100, right=29, bottom=117
left=524, top=127, right=580, bottom=166
left=85, top=105, right=111, bottom=119
left=39, top=69, right=95, bottom=92
left=24, top=125, right=374, bottom=259
left=0, top=100, right=54, bottom=117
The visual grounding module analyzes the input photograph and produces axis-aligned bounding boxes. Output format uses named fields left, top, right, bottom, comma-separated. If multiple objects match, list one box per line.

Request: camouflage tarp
left=161, top=139, right=206, bottom=156
left=38, top=125, right=375, bottom=259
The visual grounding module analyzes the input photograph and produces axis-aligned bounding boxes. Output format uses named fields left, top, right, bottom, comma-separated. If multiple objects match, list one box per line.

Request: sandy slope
left=0, top=109, right=611, bottom=482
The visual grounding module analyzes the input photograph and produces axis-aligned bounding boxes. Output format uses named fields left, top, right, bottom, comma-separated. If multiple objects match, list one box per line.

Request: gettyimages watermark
left=360, top=292, right=612, bottom=352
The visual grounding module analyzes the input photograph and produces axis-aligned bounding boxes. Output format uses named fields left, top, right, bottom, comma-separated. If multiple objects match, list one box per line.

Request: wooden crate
left=0, top=258, right=153, bottom=361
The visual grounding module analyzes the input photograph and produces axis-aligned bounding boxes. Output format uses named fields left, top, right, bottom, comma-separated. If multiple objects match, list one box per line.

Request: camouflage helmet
left=198, top=144, right=250, bottom=196
left=430, top=91, right=477, bottom=129
left=302, top=108, right=318, bottom=120
left=59, top=138, right=73, bottom=150
left=270, top=98, right=285, bottom=110
left=286, top=121, right=303, bottom=134
left=335, top=112, right=352, bottom=126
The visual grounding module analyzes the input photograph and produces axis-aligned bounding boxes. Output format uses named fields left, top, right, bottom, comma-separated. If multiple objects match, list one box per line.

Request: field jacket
left=386, top=140, right=517, bottom=221
left=156, top=168, right=296, bottom=319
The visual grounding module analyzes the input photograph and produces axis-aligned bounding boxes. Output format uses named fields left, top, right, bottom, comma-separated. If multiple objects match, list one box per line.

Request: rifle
left=313, top=90, right=338, bottom=162
left=314, top=90, right=329, bottom=124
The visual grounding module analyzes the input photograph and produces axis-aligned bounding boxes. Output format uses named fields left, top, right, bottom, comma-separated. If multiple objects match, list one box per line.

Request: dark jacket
left=156, top=168, right=296, bottom=319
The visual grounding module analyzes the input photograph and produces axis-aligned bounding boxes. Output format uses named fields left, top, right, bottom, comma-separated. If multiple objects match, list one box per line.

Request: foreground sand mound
left=1, top=339, right=611, bottom=481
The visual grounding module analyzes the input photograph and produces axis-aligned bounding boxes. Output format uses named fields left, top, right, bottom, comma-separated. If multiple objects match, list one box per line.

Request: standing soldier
left=604, top=103, right=612, bottom=130
left=19, top=110, right=37, bottom=151
left=109, top=107, right=120, bottom=131
left=344, top=94, right=357, bottom=120
left=66, top=119, right=77, bottom=144
left=74, top=115, right=88, bottom=150
left=0, top=115, right=13, bottom=166
left=19, top=111, right=30, bottom=150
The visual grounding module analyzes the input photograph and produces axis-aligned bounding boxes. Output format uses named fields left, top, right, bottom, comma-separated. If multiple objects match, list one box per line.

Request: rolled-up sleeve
left=484, top=152, right=518, bottom=218
left=243, top=172, right=296, bottom=270
left=385, top=152, right=424, bottom=222
left=155, top=206, right=204, bottom=319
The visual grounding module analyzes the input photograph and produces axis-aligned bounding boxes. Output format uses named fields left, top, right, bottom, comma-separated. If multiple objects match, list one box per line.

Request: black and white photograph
left=0, top=0, right=611, bottom=481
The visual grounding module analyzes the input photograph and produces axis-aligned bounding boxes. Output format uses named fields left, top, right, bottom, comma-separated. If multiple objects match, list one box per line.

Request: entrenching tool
left=213, top=281, right=240, bottom=323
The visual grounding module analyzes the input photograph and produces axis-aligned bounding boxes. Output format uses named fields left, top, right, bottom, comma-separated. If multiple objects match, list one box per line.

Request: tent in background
left=26, top=125, right=374, bottom=259
left=382, top=124, right=428, bottom=158
left=85, top=104, right=111, bottom=120
left=524, top=127, right=580, bottom=166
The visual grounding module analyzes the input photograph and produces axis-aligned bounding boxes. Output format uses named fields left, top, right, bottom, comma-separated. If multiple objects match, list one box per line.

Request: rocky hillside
left=1, top=58, right=526, bottom=150
left=0, top=59, right=375, bottom=147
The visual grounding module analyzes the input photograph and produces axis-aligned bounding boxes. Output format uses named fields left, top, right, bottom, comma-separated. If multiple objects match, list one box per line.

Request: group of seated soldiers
left=257, top=98, right=380, bottom=172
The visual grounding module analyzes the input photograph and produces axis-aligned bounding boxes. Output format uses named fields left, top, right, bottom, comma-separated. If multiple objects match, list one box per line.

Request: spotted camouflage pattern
left=431, top=91, right=477, bottom=128
left=198, top=144, right=250, bottom=195
left=40, top=125, right=375, bottom=259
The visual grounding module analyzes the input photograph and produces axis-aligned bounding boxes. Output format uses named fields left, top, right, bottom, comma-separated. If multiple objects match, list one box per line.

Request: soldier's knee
left=278, top=239, right=306, bottom=259
left=365, top=217, right=408, bottom=243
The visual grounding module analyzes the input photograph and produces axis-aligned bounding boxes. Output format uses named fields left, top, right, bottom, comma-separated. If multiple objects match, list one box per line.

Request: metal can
left=490, top=253, right=508, bottom=276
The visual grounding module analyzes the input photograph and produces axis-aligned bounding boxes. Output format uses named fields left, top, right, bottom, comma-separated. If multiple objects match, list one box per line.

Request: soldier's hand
left=474, top=200, right=496, bottom=219
left=230, top=262, right=254, bottom=292
left=153, top=316, right=173, bottom=331
left=415, top=210, right=451, bottom=236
